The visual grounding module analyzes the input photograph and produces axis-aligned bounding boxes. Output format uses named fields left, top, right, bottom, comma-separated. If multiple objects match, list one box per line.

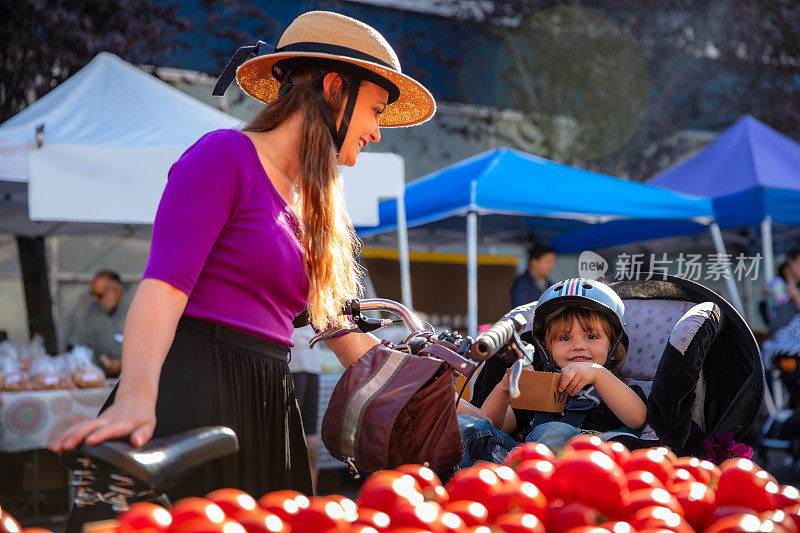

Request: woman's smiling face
left=336, top=80, right=388, bottom=167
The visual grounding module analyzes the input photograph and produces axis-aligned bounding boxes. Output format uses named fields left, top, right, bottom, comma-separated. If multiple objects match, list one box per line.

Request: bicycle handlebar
left=310, top=298, right=434, bottom=347
left=469, top=302, right=537, bottom=361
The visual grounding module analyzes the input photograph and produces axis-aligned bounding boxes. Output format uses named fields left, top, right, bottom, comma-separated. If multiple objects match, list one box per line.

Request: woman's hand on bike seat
left=49, top=395, right=156, bottom=453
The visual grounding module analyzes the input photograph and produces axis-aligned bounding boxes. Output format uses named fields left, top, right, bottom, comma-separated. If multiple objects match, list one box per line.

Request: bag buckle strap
left=418, top=342, right=477, bottom=376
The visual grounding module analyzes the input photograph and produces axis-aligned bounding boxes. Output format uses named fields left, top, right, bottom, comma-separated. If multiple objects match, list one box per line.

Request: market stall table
left=0, top=384, right=114, bottom=519
left=0, top=385, right=113, bottom=452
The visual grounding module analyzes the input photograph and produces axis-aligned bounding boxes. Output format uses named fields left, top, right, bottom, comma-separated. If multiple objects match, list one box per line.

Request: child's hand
left=559, top=362, right=604, bottom=395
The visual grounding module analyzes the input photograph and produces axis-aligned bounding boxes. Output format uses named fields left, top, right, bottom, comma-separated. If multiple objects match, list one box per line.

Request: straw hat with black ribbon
left=213, top=11, right=436, bottom=152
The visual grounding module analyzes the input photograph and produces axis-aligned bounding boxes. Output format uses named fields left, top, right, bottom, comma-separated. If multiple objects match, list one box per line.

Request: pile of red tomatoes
left=3, top=435, right=800, bottom=533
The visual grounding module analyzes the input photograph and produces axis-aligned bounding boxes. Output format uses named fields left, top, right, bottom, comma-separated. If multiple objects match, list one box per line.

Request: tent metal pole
left=709, top=222, right=745, bottom=316
left=396, top=195, right=413, bottom=309
left=761, top=215, right=774, bottom=284
left=467, top=211, right=478, bottom=338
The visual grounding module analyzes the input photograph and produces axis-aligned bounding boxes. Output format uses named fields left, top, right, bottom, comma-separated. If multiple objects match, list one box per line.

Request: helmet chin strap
left=605, top=332, right=624, bottom=370
left=314, top=77, right=362, bottom=155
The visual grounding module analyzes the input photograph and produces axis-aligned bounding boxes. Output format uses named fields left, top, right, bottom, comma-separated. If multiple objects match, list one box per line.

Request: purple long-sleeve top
left=144, top=129, right=309, bottom=347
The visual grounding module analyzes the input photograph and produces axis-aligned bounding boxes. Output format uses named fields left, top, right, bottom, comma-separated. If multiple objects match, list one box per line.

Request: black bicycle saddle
left=60, top=426, right=239, bottom=493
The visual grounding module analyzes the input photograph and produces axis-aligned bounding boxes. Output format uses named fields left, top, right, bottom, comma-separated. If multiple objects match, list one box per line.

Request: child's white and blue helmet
left=532, top=278, right=628, bottom=368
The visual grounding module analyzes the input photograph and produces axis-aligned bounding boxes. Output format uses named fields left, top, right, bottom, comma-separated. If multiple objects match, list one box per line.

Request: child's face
left=548, top=318, right=612, bottom=369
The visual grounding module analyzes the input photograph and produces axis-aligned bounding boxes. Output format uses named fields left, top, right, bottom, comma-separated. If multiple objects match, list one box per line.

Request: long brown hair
left=544, top=307, right=627, bottom=377
left=244, top=67, right=363, bottom=330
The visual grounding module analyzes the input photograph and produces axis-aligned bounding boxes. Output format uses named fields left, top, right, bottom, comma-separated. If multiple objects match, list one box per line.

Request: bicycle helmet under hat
left=532, top=278, right=628, bottom=369
left=212, top=11, right=436, bottom=152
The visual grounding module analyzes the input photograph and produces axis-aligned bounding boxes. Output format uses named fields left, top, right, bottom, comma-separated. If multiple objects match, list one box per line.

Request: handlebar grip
left=470, top=317, right=515, bottom=361
left=469, top=301, right=537, bottom=362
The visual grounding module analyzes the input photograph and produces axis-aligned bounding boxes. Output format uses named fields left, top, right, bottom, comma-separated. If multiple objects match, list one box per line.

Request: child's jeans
left=458, top=417, right=584, bottom=469
left=457, top=415, right=519, bottom=469
left=525, top=421, right=581, bottom=451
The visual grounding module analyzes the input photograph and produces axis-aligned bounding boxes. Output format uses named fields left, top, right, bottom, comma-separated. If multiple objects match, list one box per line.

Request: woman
left=51, top=10, right=435, bottom=502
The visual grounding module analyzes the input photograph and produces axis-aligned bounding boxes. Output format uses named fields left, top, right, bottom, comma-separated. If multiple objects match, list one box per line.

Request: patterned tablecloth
left=0, top=386, right=113, bottom=452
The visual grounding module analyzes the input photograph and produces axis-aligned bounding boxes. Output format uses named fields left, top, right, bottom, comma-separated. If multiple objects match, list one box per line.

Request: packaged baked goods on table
left=67, top=345, right=106, bottom=388
left=0, top=336, right=105, bottom=391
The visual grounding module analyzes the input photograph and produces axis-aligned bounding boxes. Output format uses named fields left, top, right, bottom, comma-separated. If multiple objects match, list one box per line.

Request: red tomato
left=353, top=508, right=392, bottom=531
left=117, top=502, right=172, bottom=533
left=257, top=490, right=309, bottom=523
left=775, top=487, right=800, bottom=510
left=704, top=513, right=764, bottom=533
left=493, top=512, right=545, bottom=533
left=673, top=481, right=716, bottom=531
left=170, top=497, right=227, bottom=529
left=551, top=450, right=628, bottom=514
left=670, top=468, right=695, bottom=485
left=390, top=502, right=442, bottom=531
left=626, top=488, right=684, bottom=517
left=605, top=441, right=631, bottom=467
left=627, top=506, right=693, bottom=533
left=702, top=459, right=722, bottom=484
left=0, top=513, right=21, bottom=533
left=651, top=447, right=678, bottom=463
left=290, top=497, right=348, bottom=532
left=478, top=463, right=521, bottom=487
left=395, top=464, right=448, bottom=504
left=563, top=435, right=615, bottom=462
left=502, top=442, right=556, bottom=469
left=545, top=501, right=603, bottom=533
left=516, top=459, right=555, bottom=498
left=441, top=500, right=488, bottom=527
left=673, top=457, right=712, bottom=484
left=711, top=506, right=763, bottom=523
left=318, top=495, right=358, bottom=522
left=598, top=521, right=634, bottom=533
left=485, top=481, right=547, bottom=521
left=716, top=459, right=779, bottom=512
left=172, top=517, right=245, bottom=533
left=444, top=465, right=503, bottom=503
left=358, top=471, right=424, bottom=515
left=206, top=489, right=259, bottom=518
left=762, top=510, right=800, bottom=533
left=622, top=449, right=674, bottom=488
left=626, top=470, right=665, bottom=492
left=437, top=511, right=465, bottom=533
left=784, top=505, right=800, bottom=531
left=232, top=509, right=288, bottom=533
left=562, top=528, right=611, bottom=533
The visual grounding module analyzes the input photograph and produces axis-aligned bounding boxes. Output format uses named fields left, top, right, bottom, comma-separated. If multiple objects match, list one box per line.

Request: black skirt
left=107, top=315, right=311, bottom=498
left=66, top=316, right=311, bottom=531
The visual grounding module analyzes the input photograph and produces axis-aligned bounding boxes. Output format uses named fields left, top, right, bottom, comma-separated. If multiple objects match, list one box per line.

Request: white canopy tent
left=0, top=52, right=412, bottom=303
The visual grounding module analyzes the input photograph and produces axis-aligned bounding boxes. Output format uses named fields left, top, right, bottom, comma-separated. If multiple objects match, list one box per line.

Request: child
left=458, top=278, right=647, bottom=465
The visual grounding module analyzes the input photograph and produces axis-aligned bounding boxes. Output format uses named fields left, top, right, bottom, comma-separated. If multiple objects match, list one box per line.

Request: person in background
left=510, top=243, right=557, bottom=308
left=66, top=270, right=132, bottom=376
left=289, top=325, right=321, bottom=492
left=766, top=248, right=800, bottom=336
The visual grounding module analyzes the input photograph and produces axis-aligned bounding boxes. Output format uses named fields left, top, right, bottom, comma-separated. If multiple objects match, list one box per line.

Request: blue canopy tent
left=649, top=115, right=800, bottom=282
left=555, top=116, right=800, bottom=286
left=357, top=148, right=715, bottom=335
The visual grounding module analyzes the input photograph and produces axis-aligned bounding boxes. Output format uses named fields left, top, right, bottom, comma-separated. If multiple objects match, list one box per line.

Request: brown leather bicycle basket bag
left=322, top=341, right=463, bottom=479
